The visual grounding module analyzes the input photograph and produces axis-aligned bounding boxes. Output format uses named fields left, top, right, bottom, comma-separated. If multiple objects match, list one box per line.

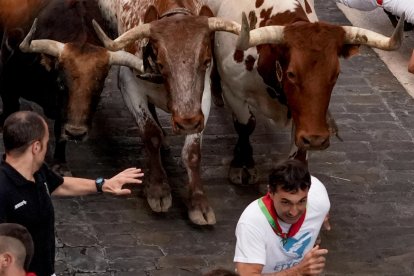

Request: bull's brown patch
left=255, top=0, right=264, bottom=8
left=245, top=55, right=256, bottom=71
left=248, top=11, right=257, bottom=30
left=259, top=8, right=273, bottom=27
left=258, top=7, right=307, bottom=27
left=234, top=50, right=244, bottom=63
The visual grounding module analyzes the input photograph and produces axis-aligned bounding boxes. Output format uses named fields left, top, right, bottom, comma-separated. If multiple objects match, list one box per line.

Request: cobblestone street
left=1, top=0, right=414, bottom=275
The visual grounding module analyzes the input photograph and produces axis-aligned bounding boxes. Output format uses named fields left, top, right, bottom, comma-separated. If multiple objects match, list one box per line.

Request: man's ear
left=0, top=252, right=13, bottom=269
left=31, top=141, right=41, bottom=154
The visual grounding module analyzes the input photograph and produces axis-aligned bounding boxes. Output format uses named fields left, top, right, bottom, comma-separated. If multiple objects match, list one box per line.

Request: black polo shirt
left=0, top=160, right=63, bottom=276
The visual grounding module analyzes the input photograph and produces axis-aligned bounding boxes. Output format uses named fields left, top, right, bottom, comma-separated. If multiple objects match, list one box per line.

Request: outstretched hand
left=296, top=245, right=328, bottom=276
left=102, top=167, right=144, bottom=195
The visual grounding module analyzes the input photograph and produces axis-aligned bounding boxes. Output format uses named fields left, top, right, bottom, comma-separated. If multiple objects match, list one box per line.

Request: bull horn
left=19, top=18, right=64, bottom=57
left=108, top=51, right=144, bottom=74
left=343, top=12, right=405, bottom=50
left=236, top=12, right=285, bottom=50
left=207, top=17, right=241, bottom=35
left=93, top=19, right=151, bottom=51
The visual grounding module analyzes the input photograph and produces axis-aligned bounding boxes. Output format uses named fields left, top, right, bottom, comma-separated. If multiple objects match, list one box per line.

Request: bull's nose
left=172, top=114, right=204, bottom=134
left=298, top=134, right=330, bottom=150
left=64, top=125, right=88, bottom=141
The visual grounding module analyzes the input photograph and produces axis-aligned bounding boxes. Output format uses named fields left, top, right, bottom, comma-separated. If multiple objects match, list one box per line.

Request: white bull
left=95, top=0, right=241, bottom=225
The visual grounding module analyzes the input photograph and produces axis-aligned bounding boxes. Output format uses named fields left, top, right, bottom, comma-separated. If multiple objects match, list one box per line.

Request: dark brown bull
left=0, top=0, right=142, bottom=173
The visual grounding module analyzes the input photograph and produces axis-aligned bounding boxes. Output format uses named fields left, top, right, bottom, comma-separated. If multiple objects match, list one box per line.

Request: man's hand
left=102, top=167, right=144, bottom=195
left=296, top=245, right=328, bottom=276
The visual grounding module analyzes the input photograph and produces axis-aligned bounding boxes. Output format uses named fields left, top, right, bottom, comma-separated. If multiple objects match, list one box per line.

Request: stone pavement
left=2, top=0, right=414, bottom=275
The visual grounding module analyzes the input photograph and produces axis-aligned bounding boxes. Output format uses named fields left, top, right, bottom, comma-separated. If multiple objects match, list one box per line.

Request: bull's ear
left=144, top=5, right=159, bottom=23
left=340, top=44, right=359, bottom=59
left=39, top=54, right=56, bottom=72
left=199, top=5, right=214, bottom=17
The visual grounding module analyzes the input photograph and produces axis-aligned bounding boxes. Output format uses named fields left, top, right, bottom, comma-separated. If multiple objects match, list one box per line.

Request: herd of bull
left=0, top=0, right=405, bottom=225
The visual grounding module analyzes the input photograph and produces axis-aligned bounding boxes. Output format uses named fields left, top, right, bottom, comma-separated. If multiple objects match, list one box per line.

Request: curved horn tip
left=19, top=18, right=38, bottom=52
left=92, top=19, right=117, bottom=50
left=236, top=12, right=251, bottom=50
left=389, top=12, right=405, bottom=50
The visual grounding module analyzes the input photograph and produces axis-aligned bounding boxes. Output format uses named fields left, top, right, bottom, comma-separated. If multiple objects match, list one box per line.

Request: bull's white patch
left=14, top=200, right=27, bottom=210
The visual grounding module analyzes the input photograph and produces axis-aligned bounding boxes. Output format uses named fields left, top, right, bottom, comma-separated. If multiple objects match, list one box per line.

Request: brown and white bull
left=0, top=0, right=142, bottom=173
left=205, top=0, right=404, bottom=184
left=94, top=0, right=241, bottom=225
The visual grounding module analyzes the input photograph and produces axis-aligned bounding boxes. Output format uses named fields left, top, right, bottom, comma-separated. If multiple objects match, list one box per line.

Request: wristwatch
left=95, top=177, right=105, bottom=193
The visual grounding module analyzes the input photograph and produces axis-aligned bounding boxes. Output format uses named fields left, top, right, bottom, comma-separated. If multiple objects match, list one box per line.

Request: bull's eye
left=287, top=71, right=296, bottom=81
left=157, top=62, right=164, bottom=71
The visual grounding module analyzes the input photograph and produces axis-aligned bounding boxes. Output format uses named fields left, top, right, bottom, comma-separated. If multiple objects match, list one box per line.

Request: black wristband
left=95, top=177, right=105, bottom=193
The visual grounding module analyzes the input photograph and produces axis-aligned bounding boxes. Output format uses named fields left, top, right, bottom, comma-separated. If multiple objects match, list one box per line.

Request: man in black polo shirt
left=0, top=111, right=144, bottom=276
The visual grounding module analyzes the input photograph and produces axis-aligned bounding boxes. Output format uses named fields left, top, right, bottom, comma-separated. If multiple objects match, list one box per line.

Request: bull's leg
left=183, top=133, right=215, bottom=225
left=50, top=117, right=72, bottom=176
left=222, top=88, right=258, bottom=185
left=53, top=118, right=66, bottom=163
left=210, top=56, right=224, bottom=107
left=148, top=102, right=170, bottom=151
left=182, top=78, right=215, bottom=225
left=118, top=66, right=171, bottom=212
left=210, top=35, right=224, bottom=107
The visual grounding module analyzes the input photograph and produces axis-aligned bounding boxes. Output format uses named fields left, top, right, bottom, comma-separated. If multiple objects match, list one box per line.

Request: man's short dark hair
left=0, top=223, right=34, bottom=270
left=268, top=159, right=311, bottom=193
left=3, top=111, right=46, bottom=155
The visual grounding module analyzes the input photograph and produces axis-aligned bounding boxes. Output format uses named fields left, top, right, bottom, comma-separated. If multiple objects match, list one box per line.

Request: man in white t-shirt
left=234, top=160, right=330, bottom=275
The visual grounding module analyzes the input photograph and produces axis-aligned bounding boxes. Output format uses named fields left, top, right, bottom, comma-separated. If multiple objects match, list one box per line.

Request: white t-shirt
left=234, top=176, right=330, bottom=273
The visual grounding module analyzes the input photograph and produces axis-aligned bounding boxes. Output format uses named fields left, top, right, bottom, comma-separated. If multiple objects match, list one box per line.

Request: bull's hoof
left=188, top=207, right=216, bottom=225
left=145, top=182, right=172, bottom=212
left=147, top=194, right=172, bottom=213
left=229, top=166, right=258, bottom=185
